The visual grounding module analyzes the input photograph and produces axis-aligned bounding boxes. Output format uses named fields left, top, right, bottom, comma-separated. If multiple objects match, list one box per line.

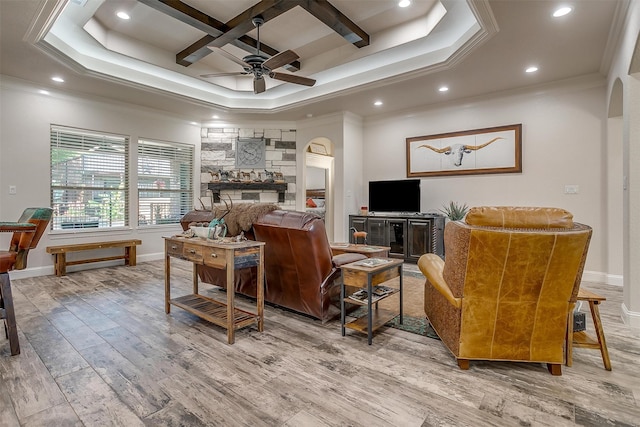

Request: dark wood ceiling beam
left=299, top=0, right=369, bottom=48
left=204, top=0, right=299, bottom=50
left=137, top=0, right=300, bottom=70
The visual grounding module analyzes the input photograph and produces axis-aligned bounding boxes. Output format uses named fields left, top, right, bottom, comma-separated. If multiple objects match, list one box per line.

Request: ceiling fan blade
left=208, top=46, right=249, bottom=67
left=269, top=72, right=316, bottom=87
left=254, top=77, right=266, bottom=94
left=262, top=50, right=299, bottom=71
left=200, top=72, right=248, bottom=78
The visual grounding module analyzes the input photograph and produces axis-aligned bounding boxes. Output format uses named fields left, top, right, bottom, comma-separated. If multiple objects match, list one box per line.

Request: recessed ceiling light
left=525, top=66, right=539, bottom=73
left=116, top=11, right=130, bottom=20
left=398, top=0, right=411, bottom=7
left=374, top=100, right=383, bottom=106
left=553, top=6, right=572, bottom=17
left=190, top=122, right=198, bottom=125
left=39, top=90, right=50, bottom=95
left=306, top=113, right=313, bottom=118
left=438, top=86, right=449, bottom=92
left=51, top=76, right=64, bottom=83
left=212, top=115, right=220, bottom=119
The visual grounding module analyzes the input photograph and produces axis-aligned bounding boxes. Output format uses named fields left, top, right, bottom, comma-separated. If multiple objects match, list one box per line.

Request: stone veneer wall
left=200, top=127, right=296, bottom=209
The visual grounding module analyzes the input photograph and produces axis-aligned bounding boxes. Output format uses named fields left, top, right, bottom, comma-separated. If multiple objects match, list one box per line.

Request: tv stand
left=349, top=213, right=445, bottom=263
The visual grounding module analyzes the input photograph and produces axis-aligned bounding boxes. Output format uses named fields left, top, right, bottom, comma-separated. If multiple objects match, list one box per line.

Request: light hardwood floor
left=1, top=260, right=639, bottom=426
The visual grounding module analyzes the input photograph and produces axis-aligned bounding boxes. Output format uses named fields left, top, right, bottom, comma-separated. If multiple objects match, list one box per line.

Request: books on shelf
left=352, top=257, right=392, bottom=267
left=347, top=285, right=395, bottom=303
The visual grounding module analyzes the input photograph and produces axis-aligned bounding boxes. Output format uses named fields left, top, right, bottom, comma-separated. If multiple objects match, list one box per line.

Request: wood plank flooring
left=1, top=260, right=639, bottom=426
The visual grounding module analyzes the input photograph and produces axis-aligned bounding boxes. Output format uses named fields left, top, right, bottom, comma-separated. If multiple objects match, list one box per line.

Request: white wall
left=606, top=0, right=640, bottom=326
left=363, top=79, right=608, bottom=277
left=0, top=78, right=201, bottom=277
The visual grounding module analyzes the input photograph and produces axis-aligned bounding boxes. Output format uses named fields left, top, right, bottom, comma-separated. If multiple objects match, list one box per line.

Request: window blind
left=138, top=139, right=194, bottom=226
left=50, top=125, right=129, bottom=230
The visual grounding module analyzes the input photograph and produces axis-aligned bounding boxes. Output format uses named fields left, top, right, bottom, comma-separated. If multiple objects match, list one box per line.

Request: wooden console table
left=164, top=236, right=265, bottom=344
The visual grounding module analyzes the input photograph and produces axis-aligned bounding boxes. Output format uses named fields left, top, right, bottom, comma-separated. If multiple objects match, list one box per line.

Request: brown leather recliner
left=418, top=206, right=592, bottom=375
left=252, top=210, right=365, bottom=322
left=180, top=207, right=365, bottom=322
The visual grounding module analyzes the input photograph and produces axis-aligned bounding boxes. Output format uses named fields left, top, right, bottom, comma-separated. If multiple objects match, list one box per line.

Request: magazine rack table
left=164, top=236, right=265, bottom=344
left=340, top=258, right=403, bottom=345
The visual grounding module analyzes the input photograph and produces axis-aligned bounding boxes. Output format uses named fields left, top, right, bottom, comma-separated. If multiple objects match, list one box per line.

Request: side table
left=331, top=243, right=391, bottom=258
left=340, top=258, right=403, bottom=345
left=567, top=288, right=612, bottom=370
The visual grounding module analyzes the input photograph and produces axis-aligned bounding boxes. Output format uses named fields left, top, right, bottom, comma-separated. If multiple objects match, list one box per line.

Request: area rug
left=350, top=271, right=440, bottom=340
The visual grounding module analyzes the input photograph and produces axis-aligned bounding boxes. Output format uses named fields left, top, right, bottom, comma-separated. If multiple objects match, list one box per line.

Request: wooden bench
left=46, top=239, right=142, bottom=277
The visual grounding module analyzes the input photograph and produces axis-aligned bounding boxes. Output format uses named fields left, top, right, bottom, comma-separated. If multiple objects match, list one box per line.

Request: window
left=138, top=139, right=194, bottom=226
left=50, top=125, right=129, bottom=230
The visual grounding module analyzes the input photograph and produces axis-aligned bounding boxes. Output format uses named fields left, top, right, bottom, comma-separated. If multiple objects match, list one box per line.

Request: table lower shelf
left=170, top=294, right=259, bottom=330
left=345, top=308, right=399, bottom=333
left=572, top=331, right=601, bottom=349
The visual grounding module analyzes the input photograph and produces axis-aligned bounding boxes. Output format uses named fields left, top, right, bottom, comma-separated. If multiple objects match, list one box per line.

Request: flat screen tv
left=369, top=179, right=421, bottom=213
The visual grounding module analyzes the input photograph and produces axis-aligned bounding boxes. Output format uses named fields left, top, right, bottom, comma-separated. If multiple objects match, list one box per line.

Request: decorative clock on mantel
left=236, top=138, right=266, bottom=169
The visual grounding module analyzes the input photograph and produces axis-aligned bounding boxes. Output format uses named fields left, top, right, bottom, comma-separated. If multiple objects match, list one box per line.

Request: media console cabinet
left=349, top=213, right=445, bottom=263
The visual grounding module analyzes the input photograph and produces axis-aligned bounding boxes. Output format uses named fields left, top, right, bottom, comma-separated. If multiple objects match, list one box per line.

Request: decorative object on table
left=440, top=201, right=469, bottom=221
left=236, top=137, right=266, bottom=169
left=188, top=194, right=233, bottom=240
left=350, top=226, right=367, bottom=244
left=406, top=123, right=522, bottom=177
left=209, top=170, right=220, bottom=182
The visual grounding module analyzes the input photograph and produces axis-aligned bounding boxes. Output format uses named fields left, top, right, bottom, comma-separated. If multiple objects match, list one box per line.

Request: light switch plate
left=564, top=185, right=579, bottom=194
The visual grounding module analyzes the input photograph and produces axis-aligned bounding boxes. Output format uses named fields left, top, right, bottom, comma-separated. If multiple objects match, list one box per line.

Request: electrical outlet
left=9, top=185, right=16, bottom=195
left=564, top=185, right=579, bottom=194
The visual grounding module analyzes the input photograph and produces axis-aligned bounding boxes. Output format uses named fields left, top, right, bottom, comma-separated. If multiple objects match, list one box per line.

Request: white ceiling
left=0, top=0, right=627, bottom=123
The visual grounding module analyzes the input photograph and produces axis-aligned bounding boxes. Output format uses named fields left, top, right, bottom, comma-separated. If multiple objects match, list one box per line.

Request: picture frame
left=406, top=124, right=522, bottom=177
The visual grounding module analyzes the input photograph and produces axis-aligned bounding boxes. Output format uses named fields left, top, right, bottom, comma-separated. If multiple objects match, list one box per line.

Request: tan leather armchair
left=418, top=206, right=592, bottom=375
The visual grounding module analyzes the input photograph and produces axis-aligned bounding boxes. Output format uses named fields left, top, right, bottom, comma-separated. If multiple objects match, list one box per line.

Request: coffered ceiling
left=0, top=0, right=627, bottom=122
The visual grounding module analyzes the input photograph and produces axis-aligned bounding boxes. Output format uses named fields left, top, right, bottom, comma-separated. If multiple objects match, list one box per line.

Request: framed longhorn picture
left=406, top=124, right=522, bottom=177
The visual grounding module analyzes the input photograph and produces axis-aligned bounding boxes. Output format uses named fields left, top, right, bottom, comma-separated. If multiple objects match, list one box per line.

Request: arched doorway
left=304, top=138, right=335, bottom=240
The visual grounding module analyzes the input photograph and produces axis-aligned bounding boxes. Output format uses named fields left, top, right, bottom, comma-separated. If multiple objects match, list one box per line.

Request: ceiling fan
left=200, top=16, right=316, bottom=94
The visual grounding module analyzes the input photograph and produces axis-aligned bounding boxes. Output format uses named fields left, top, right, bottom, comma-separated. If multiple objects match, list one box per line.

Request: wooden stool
left=567, top=288, right=611, bottom=370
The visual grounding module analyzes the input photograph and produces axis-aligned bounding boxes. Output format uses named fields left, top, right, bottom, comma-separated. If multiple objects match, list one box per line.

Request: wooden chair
left=0, top=208, right=53, bottom=355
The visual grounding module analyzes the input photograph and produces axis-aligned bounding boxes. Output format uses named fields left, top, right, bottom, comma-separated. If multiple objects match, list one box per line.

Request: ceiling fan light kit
left=201, top=15, right=316, bottom=94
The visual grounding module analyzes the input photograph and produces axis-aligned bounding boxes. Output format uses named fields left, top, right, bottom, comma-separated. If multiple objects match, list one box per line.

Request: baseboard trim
left=9, top=252, right=166, bottom=280
left=621, top=303, right=640, bottom=328
left=582, top=270, right=623, bottom=286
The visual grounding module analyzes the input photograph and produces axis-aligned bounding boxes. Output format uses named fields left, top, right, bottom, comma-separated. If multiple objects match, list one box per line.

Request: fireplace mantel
left=208, top=181, right=288, bottom=203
